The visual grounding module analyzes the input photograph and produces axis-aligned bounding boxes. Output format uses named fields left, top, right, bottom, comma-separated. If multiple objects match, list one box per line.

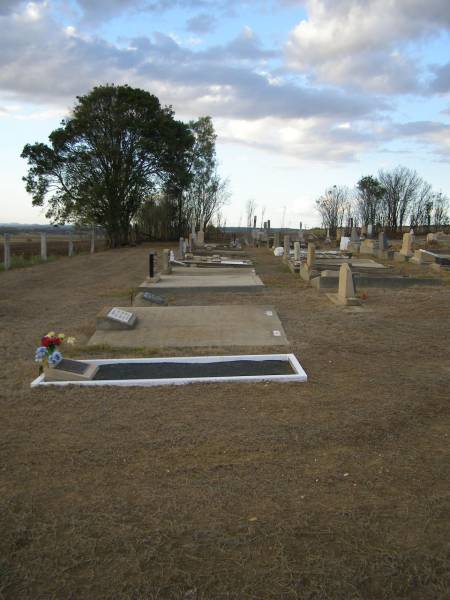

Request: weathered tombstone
left=360, top=225, right=367, bottom=238
left=293, top=241, right=301, bottom=261
left=325, top=228, right=331, bottom=243
left=367, top=224, right=374, bottom=238
left=273, top=231, right=280, bottom=248
left=267, top=220, right=271, bottom=230
left=400, top=232, right=413, bottom=257
left=40, top=233, right=47, bottom=261
left=379, top=231, right=388, bottom=250
left=283, top=235, right=290, bottom=261
left=162, top=249, right=172, bottom=274
left=335, top=263, right=360, bottom=306
left=3, top=234, right=11, bottom=270
left=306, top=242, right=315, bottom=268
left=68, top=235, right=74, bottom=257
left=253, top=215, right=257, bottom=229
left=90, top=229, right=95, bottom=254
left=350, top=227, right=359, bottom=242
left=179, top=237, right=185, bottom=259
left=188, top=233, right=193, bottom=251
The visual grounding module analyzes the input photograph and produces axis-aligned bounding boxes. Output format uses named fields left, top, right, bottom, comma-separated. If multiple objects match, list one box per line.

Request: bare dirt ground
left=0, top=244, right=449, bottom=599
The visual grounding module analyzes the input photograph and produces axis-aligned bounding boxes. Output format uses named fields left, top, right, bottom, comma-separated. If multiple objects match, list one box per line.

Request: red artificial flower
left=41, top=336, right=51, bottom=347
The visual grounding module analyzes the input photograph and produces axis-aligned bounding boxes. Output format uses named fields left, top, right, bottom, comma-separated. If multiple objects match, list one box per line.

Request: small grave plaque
left=142, top=291, right=166, bottom=306
left=44, top=359, right=99, bottom=382
left=108, top=308, right=135, bottom=325
left=273, top=330, right=281, bottom=337
left=265, top=310, right=273, bottom=316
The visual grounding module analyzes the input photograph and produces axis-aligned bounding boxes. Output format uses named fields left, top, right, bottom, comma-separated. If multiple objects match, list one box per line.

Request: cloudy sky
left=1, top=0, right=450, bottom=227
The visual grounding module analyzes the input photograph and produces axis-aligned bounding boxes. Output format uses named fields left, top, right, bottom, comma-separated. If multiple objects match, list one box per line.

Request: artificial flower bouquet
left=35, top=332, right=75, bottom=368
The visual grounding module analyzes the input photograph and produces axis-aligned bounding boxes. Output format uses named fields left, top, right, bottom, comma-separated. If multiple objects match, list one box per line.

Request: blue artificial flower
left=48, top=350, right=63, bottom=366
left=35, top=346, right=47, bottom=362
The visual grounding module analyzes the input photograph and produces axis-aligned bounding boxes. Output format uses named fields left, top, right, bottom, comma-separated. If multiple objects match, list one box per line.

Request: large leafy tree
left=21, top=84, right=193, bottom=247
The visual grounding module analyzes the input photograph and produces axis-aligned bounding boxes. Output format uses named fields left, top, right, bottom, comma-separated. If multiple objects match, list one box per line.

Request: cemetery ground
left=0, top=243, right=449, bottom=600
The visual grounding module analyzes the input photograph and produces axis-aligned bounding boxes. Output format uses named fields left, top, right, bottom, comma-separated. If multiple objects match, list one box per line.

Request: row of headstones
left=3, top=231, right=96, bottom=270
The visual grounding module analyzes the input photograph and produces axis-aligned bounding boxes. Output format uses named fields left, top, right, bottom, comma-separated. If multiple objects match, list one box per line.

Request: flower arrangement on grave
left=34, top=332, right=75, bottom=369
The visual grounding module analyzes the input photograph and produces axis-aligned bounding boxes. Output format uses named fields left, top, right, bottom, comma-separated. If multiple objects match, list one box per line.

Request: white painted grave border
left=31, top=353, right=307, bottom=388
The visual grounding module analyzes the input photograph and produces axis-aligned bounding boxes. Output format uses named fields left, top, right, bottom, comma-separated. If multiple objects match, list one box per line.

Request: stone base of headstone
left=360, top=240, right=378, bottom=255
left=410, top=250, right=433, bottom=265
left=378, top=249, right=394, bottom=260
left=300, top=264, right=313, bottom=281
left=326, top=293, right=361, bottom=307
left=347, top=242, right=361, bottom=255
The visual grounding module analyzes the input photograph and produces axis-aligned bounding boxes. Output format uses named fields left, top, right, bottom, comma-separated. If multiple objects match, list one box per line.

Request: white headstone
left=107, top=308, right=134, bottom=325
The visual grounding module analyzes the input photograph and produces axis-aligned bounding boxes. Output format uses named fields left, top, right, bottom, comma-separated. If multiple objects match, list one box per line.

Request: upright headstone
left=253, top=215, right=257, bottom=229
left=267, top=220, right=271, bottom=230
left=400, top=232, right=413, bottom=257
left=179, top=237, right=185, bottom=259
left=283, top=235, right=290, bottom=261
left=306, top=242, right=315, bottom=267
left=360, top=225, right=367, bottom=238
left=40, top=233, right=47, bottom=261
left=90, top=229, right=95, bottom=254
left=367, top=224, right=374, bottom=239
left=350, top=227, right=359, bottom=242
left=379, top=231, right=388, bottom=250
left=273, top=231, right=280, bottom=248
left=148, top=250, right=156, bottom=279
left=3, top=234, right=11, bottom=270
left=325, top=228, right=331, bottom=243
left=293, top=241, right=301, bottom=261
left=162, top=249, right=172, bottom=274
left=336, top=263, right=360, bottom=306
left=68, top=235, right=74, bottom=257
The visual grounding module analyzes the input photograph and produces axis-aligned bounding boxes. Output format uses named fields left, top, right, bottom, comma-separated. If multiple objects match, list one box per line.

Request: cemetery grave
left=1, top=241, right=448, bottom=600
left=87, top=305, right=289, bottom=349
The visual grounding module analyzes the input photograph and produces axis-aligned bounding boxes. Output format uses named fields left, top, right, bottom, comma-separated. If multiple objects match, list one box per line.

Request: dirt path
left=0, top=245, right=449, bottom=599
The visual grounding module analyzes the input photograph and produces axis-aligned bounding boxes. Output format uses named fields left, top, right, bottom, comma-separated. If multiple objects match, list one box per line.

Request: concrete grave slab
left=31, top=354, right=306, bottom=387
left=88, top=306, right=288, bottom=348
left=138, top=271, right=264, bottom=293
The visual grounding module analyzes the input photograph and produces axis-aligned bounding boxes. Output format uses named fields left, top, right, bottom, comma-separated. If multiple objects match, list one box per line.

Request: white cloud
left=286, top=0, right=450, bottom=93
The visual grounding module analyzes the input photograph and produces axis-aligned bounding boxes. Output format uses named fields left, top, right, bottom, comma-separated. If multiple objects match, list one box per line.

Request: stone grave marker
left=294, top=241, right=301, bottom=261
left=142, top=291, right=167, bottom=305
left=44, top=358, right=99, bottom=382
left=107, top=308, right=137, bottom=328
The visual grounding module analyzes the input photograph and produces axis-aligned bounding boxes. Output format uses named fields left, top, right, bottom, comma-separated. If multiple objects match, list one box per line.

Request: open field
left=0, top=244, right=449, bottom=599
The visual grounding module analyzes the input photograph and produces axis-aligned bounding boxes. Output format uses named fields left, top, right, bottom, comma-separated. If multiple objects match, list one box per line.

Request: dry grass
left=0, top=243, right=449, bottom=599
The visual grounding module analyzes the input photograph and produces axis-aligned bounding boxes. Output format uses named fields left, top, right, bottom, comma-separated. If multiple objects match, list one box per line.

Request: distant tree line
left=316, top=166, right=449, bottom=236
left=21, top=85, right=228, bottom=247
